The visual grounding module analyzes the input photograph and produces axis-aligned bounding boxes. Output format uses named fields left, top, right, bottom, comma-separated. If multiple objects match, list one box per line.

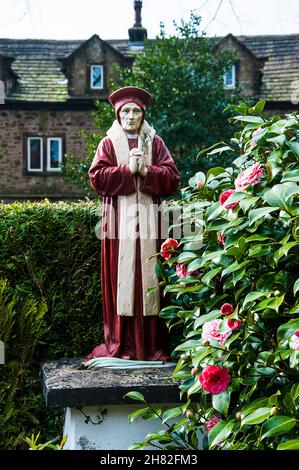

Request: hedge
left=0, top=200, right=102, bottom=449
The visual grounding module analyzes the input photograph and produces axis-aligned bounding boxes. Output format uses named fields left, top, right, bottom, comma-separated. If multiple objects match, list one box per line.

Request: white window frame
left=47, top=137, right=62, bottom=172
left=90, top=64, right=104, bottom=90
left=27, top=137, right=43, bottom=172
left=224, top=65, right=236, bottom=89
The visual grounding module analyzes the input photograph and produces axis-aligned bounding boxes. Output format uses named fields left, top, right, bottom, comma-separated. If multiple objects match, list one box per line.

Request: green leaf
left=145, top=430, right=170, bottom=441
left=287, top=141, right=299, bottom=157
left=261, top=416, right=296, bottom=440
left=277, top=439, right=299, bottom=450
left=253, top=100, right=266, bottom=113
left=233, top=115, right=264, bottom=124
left=246, top=234, right=272, bottom=242
left=212, top=389, right=231, bottom=417
left=224, top=191, right=251, bottom=206
left=281, top=169, right=299, bottom=183
left=263, top=183, right=299, bottom=209
left=254, top=295, right=284, bottom=313
left=283, top=393, right=296, bottom=414
left=142, top=409, right=162, bottom=421
left=207, top=166, right=228, bottom=179
left=239, top=196, right=260, bottom=213
left=200, top=250, right=224, bottom=266
left=277, top=318, right=299, bottom=342
left=124, top=392, right=146, bottom=402
left=162, top=407, right=182, bottom=424
left=243, top=291, right=270, bottom=307
left=200, top=267, right=222, bottom=285
left=293, top=279, right=299, bottom=296
left=242, top=407, right=272, bottom=425
left=197, top=142, right=224, bottom=158
left=248, top=206, right=279, bottom=225
left=290, top=383, right=299, bottom=402
left=187, top=258, right=202, bottom=273
left=248, top=244, right=273, bottom=258
left=273, top=241, right=298, bottom=264
left=206, top=203, right=225, bottom=221
left=177, top=251, right=197, bottom=263
left=187, top=379, right=202, bottom=397
left=128, top=407, right=148, bottom=423
left=222, top=260, right=250, bottom=276
left=175, top=339, right=200, bottom=352
left=242, top=398, right=269, bottom=416
left=208, top=419, right=236, bottom=448
left=207, top=146, right=232, bottom=156
left=194, top=310, right=221, bottom=329
left=192, top=348, right=212, bottom=368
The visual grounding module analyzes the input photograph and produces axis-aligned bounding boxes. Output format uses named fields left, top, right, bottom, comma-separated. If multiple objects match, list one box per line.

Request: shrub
left=128, top=101, right=299, bottom=450
left=0, top=200, right=102, bottom=449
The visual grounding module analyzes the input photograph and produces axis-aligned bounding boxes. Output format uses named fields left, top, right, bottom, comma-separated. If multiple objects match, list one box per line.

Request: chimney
left=128, top=0, right=147, bottom=49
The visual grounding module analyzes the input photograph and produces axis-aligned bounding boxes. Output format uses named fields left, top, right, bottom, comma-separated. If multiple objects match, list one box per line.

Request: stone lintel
left=41, top=358, right=181, bottom=408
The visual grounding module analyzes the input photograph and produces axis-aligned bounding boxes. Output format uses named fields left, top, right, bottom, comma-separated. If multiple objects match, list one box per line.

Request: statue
left=86, top=86, right=180, bottom=362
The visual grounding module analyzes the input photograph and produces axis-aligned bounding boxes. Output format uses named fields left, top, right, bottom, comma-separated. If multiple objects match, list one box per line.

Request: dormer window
left=90, top=65, right=104, bottom=90
left=224, top=65, right=236, bottom=89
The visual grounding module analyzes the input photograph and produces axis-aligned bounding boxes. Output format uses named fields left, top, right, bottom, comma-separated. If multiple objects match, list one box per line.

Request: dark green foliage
left=126, top=103, right=299, bottom=450
left=0, top=200, right=102, bottom=449
left=62, top=13, right=239, bottom=193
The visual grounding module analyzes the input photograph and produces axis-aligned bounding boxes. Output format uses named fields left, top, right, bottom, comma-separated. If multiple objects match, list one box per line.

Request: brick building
left=0, top=1, right=298, bottom=200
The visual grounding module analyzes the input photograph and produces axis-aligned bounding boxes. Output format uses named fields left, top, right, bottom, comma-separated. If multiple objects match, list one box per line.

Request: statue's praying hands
left=129, top=148, right=148, bottom=176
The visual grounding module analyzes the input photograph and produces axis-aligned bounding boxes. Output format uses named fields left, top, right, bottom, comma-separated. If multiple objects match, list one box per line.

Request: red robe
left=87, top=134, right=180, bottom=361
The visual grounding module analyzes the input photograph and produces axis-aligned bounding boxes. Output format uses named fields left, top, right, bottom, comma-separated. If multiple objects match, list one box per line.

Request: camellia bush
left=127, top=101, right=299, bottom=450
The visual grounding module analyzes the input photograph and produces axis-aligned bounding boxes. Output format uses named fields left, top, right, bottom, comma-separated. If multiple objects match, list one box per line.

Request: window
left=224, top=65, right=236, bottom=89
left=47, top=138, right=62, bottom=171
left=90, top=65, right=103, bottom=90
left=25, top=136, right=64, bottom=174
left=27, top=137, right=43, bottom=172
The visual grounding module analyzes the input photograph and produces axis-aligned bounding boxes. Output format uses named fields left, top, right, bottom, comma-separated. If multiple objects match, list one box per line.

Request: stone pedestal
left=41, top=358, right=181, bottom=450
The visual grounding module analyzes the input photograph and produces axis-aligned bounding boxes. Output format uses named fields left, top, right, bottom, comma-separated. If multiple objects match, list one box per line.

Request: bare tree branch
left=203, top=0, right=224, bottom=31
left=228, top=0, right=243, bottom=34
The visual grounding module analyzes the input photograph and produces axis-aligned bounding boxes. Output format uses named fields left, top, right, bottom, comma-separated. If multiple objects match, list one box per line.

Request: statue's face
left=119, top=102, right=143, bottom=134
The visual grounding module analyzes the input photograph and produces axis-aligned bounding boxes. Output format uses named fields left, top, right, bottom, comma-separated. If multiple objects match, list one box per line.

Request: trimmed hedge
left=0, top=200, right=102, bottom=449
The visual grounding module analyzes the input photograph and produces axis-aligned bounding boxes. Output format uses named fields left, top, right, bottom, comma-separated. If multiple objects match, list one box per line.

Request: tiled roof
left=236, top=34, right=299, bottom=101
left=0, top=39, right=82, bottom=102
left=0, top=34, right=298, bottom=103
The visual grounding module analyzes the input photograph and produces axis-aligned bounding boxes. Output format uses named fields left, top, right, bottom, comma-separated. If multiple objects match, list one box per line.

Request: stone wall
left=0, top=108, right=98, bottom=200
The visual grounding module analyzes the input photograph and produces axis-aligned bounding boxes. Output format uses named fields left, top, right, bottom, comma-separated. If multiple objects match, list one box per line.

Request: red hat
left=108, top=86, right=152, bottom=118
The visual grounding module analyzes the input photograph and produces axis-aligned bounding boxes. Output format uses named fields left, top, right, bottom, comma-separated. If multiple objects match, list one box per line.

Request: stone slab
left=41, top=358, right=181, bottom=408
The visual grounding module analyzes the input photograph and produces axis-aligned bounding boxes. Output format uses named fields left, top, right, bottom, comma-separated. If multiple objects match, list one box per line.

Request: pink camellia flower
left=199, top=365, right=230, bottom=395
left=220, top=303, right=234, bottom=316
left=217, top=232, right=227, bottom=246
left=205, top=415, right=220, bottom=433
left=290, top=338, right=299, bottom=351
left=249, top=128, right=263, bottom=148
left=176, top=263, right=188, bottom=278
left=160, top=238, right=179, bottom=259
left=235, top=162, right=263, bottom=190
left=227, top=319, right=242, bottom=330
left=202, top=319, right=232, bottom=345
left=252, top=127, right=262, bottom=136
left=219, top=189, right=239, bottom=210
left=294, top=330, right=299, bottom=338
left=176, top=263, right=199, bottom=279
left=249, top=139, right=257, bottom=148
